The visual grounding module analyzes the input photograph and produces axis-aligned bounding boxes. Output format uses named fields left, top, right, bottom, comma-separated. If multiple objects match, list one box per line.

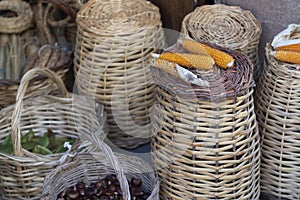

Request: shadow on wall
left=148, top=0, right=214, bottom=45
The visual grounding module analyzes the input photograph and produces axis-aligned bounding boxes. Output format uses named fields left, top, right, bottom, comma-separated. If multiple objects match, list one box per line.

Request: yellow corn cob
left=157, top=52, right=214, bottom=70
left=276, top=43, right=300, bottom=53
left=153, top=58, right=180, bottom=77
left=180, top=39, right=235, bottom=69
left=273, top=50, right=300, bottom=64
left=180, top=39, right=210, bottom=56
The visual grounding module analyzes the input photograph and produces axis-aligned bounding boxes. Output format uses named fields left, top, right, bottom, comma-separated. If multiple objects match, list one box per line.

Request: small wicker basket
left=74, top=0, right=166, bottom=149
left=151, top=43, right=260, bottom=199
left=181, top=4, right=262, bottom=82
left=41, top=142, right=160, bottom=200
left=256, top=43, right=300, bottom=199
left=0, top=68, right=106, bottom=200
left=0, top=0, right=34, bottom=80
left=0, top=45, right=73, bottom=110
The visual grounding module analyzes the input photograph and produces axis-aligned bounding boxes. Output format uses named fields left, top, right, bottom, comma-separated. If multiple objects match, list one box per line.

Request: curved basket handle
left=11, top=68, right=68, bottom=157
left=83, top=132, right=131, bottom=199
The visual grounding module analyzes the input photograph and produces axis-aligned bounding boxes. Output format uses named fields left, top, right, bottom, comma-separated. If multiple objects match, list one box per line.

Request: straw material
left=0, top=0, right=34, bottom=80
left=0, top=68, right=107, bottom=200
left=33, top=0, right=77, bottom=45
left=0, top=45, right=73, bottom=110
left=74, top=0, right=166, bottom=149
left=255, top=43, right=300, bottom=199
left=181, top=4, right=262, bottom=82
left=42, top=151, right=159, bottom=200
left=151, top=44, right=260, bottom=199
left=0, top=0, right=33, bottom=34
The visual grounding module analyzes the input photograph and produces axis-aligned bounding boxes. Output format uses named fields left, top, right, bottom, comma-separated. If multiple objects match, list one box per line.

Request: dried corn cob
left=180, top=39, right=210, bottom=56
left=272, top=50, right=300, bottom=64
left=152, top=52, right=214, bottom=70
left=152, top=58, right=180, bottom=78
left=276, top=43, right=300, bottom=53
left=180, top=39, right=235, bottom=69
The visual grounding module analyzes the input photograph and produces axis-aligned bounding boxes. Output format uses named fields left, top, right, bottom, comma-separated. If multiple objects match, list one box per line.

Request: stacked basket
left=256, top=43, right=300, bottom=199
left=74, top=0, right=166, bottom=149
left=151, top=43, right=260, bottom=199
left=181, top=4, right=262, bottom=82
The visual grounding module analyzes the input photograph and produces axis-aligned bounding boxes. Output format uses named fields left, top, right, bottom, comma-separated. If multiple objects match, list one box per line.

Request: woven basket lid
left=0, top=0, right=33, bottom=34
left=77, top=0, right=161, bottom=35
left=182, top=4, right=261, bottom=50
left=151, top=42, right=254, bottom=100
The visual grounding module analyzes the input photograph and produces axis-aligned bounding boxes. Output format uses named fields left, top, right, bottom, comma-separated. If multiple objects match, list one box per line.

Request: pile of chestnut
left=56, top=174, right=151, bottom=200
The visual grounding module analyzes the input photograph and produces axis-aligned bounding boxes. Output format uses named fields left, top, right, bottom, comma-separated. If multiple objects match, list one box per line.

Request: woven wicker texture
left=0, top=45, right=73, bottom=110
left=0, top=0, right=33, bottom=34
left=74, top=0, right=166, bottom=149
left=33, top=0, right=77, bottom=45
left=151, top=44, right=260, bottom=199
left=0, top=68, right=106, bottom=200
left=255, top=43, right=300, bottom=199
left=0, top=0, right=34, bottom=80
left=42, top=150, right=159, bottom=200
left=181, top=4, right=262, bottom=82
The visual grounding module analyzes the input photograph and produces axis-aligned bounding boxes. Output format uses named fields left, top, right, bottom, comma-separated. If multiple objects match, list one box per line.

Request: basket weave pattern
left=74, top=0, right=166, bottom=149
left=0, top=45, right=73, bottom=110
left=181, top=4, right=262, bottom=82
left=0, top=69, right=105, bottom=199
left=256, top=43, right=300, bottom=199
left=152, top=87, right=260, bottom=199
left=42, top=151, right=159, bottom=200
left=151, top=44, right=260, bottom=199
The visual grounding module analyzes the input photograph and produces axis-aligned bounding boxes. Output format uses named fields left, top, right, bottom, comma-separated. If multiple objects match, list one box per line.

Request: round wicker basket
left=42, top=150, right=160, bottom=200
left=151, top=43, right=260, bottom=199
left=0, top=45, right=73, bottom=110
left=256, top=43, right=300, bottom=199
left=181, top=4, right=262, bottom=83
left=0, top=0, right=34, bottom=80
left=0, top=68, right=107, bottom=200
left=74, top=0, right=166, bottom=149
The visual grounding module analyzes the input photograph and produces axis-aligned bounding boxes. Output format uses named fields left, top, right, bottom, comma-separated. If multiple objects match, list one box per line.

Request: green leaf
left=54, top=145, right=68, bottom=154
left=0, top=144, right=13, bottom=154
left=32, top=145, right=53, bottom=155
left=38, top=135, right=49, bottom=147
left=2, top=134, right=12, bottom=145
left=22, top=141, right=38, bottom=151
left=21, top=129, right=35, bottom=143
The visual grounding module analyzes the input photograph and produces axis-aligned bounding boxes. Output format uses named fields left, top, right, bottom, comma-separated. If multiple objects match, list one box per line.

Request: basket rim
left=151, top=40, right=255, bottom=100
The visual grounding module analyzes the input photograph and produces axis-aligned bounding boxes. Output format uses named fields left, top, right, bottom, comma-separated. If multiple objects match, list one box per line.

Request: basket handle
left=11, top=68, right=68, bottom=157
left=82, top=132, right=131, bottom=199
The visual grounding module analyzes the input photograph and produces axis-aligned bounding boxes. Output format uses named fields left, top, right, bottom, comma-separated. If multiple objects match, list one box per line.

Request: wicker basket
left=32, top=0, right=77, bottom=46
left=255, top=43, right=300, bottom=199
left=0, top=68, right=107, bottom=200
left=181, top=4, right=262, bottom=82
left=41, top=141, right=159, bottom=200
left=74, top=0, right=166, bottom=149
left=0, top=0, right=34, bottom=80
left=0, top=44, right=73, bottom=110
left=151, top=43, right=260, bottom=199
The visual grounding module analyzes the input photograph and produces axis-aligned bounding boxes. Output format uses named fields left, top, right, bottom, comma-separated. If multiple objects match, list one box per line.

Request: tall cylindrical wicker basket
left=151, top=43, right=260, bottom=199
left=256, top=43, right=300, bottom=199
left=74, top=0, right=166, bottom=149
left=0, top=0, right=34, bottom=80
left=181, top=4, right=262, bottom=82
